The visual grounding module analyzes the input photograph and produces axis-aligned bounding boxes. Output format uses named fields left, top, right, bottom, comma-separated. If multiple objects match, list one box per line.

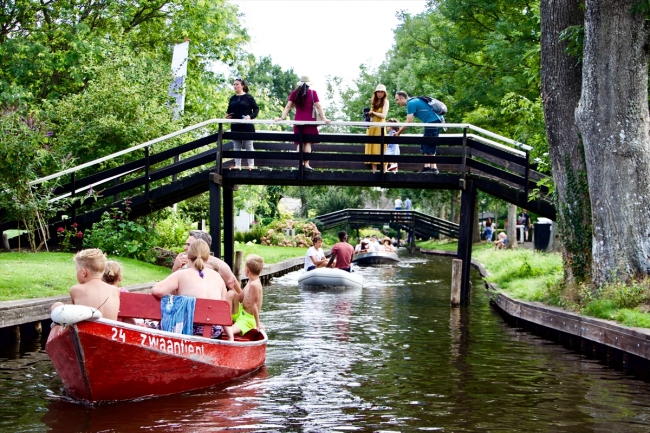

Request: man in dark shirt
left=327, top=230, right=355, bottom=272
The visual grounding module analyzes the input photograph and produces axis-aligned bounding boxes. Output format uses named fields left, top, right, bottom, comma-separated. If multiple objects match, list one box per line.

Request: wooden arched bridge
left=314, top=208, right=460, bottom=247
left=4, top=119, right=555, bottom=302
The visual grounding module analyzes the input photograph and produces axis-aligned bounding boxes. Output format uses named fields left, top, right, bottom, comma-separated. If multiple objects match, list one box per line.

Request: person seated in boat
left=326, top=230, right=355, bottom=272
left=152, top=239, right=229, bottom=338
left=305, top=235, right=328, bottom=271
left=50, top=248, right=120, bottom=321
left=379, top=237, right=397, bottom=253
left=230, top=254, right=265, bottom=341
left=355, top=238, right=371, bottom=255
left=102, top=260, right=125, bottom=292
left=370, top=235, right=381, bottom=252
left=172, top=230, right=242, bottom=296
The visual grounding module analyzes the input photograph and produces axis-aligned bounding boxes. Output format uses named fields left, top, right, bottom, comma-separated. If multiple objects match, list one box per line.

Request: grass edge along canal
left=0, top=243, right=308, bottom=301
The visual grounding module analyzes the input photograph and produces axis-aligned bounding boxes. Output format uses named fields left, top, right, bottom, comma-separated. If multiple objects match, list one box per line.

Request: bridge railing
left=7, top=119, right=551, bottom=233
left=315, top=208, right=460, bottom=239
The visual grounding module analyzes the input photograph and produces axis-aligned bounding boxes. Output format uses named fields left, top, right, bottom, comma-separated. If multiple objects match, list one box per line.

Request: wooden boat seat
left=118, top=292, right=232, bottom=338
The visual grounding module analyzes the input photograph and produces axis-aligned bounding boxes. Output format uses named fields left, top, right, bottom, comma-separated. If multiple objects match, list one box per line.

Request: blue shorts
left=421, top=122, right=441, bottom=155
left=306, top=265, right=316, bottom=271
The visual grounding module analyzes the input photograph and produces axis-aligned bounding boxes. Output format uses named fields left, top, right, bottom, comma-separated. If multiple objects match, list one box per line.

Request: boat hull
left=297, top=268, right=363, bottom=289
left=352, top=252, right=400, bottom=265
left=46, top=319, right=267, bottom=404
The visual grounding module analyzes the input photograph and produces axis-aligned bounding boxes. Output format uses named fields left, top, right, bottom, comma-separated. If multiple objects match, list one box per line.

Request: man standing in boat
left=327, top=230, right=355, bottom=272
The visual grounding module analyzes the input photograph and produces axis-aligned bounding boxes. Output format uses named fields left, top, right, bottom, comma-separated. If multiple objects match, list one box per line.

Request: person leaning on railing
left=275, top=75, right=330, bottom=171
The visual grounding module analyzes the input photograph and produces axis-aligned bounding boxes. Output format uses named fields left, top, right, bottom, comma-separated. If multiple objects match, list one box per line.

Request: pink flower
left=72, top=223, right=78, bottom=228
left=76, top=232, right=83, bottom=238
left=57, top=227, right=65, bottom=233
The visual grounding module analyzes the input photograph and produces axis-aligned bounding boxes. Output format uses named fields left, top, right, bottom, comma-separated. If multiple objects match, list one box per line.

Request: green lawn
left=0, top=252, right=171, bottom=300
left=0, top=245, right=310, bottom=301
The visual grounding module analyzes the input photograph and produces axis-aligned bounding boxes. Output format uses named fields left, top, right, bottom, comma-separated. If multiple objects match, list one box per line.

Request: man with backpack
left=393, top=91, right=445, bottom=174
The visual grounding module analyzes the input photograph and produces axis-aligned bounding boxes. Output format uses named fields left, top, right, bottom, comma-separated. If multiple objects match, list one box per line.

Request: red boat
left=46, top=292, right=267, bottom=404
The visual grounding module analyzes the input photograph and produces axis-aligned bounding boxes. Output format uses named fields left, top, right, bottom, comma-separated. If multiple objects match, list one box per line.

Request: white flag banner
left=169, top=40, right=189, bottom=119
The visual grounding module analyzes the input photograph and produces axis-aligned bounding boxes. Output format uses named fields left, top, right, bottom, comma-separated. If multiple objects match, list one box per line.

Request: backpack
left=418, top=96, right=448, bottom=116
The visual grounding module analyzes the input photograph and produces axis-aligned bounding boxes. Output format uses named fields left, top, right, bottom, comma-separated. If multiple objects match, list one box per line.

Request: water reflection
left=42, top=369, right=269, bottom=432
left=2, top=253, right=650, bottom=432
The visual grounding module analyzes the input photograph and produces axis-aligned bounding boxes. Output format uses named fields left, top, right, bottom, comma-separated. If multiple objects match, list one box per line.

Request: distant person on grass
left=51, top=249, right=120, bottom=321
left=393, top=91, right=443, bottom=174
left=327, top=230, right=355, bottom=272
left=230, top=254, right=265, bottom=340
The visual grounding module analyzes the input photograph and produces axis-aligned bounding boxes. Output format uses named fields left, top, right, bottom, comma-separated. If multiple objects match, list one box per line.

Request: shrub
left=259, top=219, right=320, bottom=247
left=83, top=198, right=159, bottom=262
left=154, top=211, right=195, bottom=251
left=235, top=223, right=267, bottom=244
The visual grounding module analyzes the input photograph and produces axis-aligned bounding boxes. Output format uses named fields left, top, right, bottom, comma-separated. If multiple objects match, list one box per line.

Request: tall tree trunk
left=575, top=0, right=650, bottom=285
left=540, top=0, right=592, bottom=285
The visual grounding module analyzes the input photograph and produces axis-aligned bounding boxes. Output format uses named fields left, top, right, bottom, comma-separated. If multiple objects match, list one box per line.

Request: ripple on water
left=3, top=253, right=650, bottom=431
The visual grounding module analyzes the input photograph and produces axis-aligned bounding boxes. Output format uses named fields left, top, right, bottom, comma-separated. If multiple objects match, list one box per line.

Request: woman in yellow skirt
left=365, top=84, right=390, bottom=173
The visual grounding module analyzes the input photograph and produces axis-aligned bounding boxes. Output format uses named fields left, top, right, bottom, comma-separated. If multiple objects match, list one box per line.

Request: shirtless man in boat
left=229, top=254, right=265, bottom=341
left=50, top=248, right=120, bottom=321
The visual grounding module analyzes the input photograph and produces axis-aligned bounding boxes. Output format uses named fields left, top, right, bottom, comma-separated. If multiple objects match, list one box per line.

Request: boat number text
left=111, top=327, right=125, bottom=342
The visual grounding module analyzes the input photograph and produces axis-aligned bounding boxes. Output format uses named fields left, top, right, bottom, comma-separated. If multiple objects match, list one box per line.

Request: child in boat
left=102, top=260, right=125, bottom=292
left=50, top=249, right=120, bottom=321
left=228, top=254, right=265, bottom=341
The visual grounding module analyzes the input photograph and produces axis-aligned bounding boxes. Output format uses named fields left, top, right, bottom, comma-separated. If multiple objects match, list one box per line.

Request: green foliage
left=257, top=186, right=285, bottom=220
left=83, top=198, right=159, bottom=263
left=308, top=186, right=365, bottom=216
left=0, top=105, right=73, bottom=250
left=46, top=46, right=183, bottom=165
left=177, top=193, right=211, bottom=225
left=241, top=56, right=299, bottom=112
left=153, top=211, right=196, bottom=251
left=259, top=219, right=321, bottom=248
left=234, top=223, right=267, bottom=244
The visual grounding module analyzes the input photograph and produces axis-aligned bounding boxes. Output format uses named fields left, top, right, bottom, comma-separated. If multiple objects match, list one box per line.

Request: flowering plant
left=56, top=223, right=83, bottom=252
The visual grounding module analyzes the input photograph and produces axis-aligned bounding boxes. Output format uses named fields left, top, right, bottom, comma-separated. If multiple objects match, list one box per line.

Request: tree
left=540, top=0, right=592, bottom=284
left=242, top=56, right=298, bottom=109
left=574, top=0, right=650, bottom=285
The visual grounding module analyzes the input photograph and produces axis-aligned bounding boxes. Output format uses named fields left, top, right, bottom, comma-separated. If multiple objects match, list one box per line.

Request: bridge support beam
left=223, top=186, right=235, bottom=269
left=209, top=173, right=222, bottom=258
left=457, top=180, right=476, bottom=303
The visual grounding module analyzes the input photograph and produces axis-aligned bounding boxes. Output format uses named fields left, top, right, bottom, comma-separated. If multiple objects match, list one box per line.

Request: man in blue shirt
left=404, top=197, right=412, bottom=210
left=393, top=91, right=443, bottom=174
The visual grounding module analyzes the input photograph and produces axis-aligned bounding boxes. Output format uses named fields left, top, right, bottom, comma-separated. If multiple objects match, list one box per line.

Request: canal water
left=3, top=253, right=650, bottom=432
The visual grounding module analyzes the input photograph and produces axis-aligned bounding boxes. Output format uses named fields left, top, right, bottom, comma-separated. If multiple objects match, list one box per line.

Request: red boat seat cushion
left=118, top=292, right=233, bottom=338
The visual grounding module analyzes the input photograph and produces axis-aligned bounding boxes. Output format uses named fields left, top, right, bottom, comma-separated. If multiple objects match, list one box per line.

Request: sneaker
left=387, top=164, right=398, bottom=172
left=431, top=168, right=439, bottom=174
left=304, top=165, right=314, bottom=171
left=417, top=167, right=431, bottom=173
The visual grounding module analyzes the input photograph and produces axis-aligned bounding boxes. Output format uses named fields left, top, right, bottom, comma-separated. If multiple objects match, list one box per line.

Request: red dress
left=289, top=89, right=320, bottom=144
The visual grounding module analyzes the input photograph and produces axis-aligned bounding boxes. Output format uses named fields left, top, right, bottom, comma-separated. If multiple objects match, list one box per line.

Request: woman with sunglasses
left=225, top=78, right=259, bottom=169
left=365, top=84, right=390, bottom=173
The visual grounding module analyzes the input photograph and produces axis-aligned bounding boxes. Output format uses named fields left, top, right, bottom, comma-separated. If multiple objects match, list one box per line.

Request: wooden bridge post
left=457, top=179, right=476, bottom=303
left=209, top=173, right=222, bottom=259
left=223, top=185, right=235, bottom=269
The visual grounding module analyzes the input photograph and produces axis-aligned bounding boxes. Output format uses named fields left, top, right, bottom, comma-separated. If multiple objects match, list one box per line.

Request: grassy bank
left=0, top=244, right=310, bottom=301
left=473, top=248, right=650, bottom=328
left=0, top=252, right=171, bottom=300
